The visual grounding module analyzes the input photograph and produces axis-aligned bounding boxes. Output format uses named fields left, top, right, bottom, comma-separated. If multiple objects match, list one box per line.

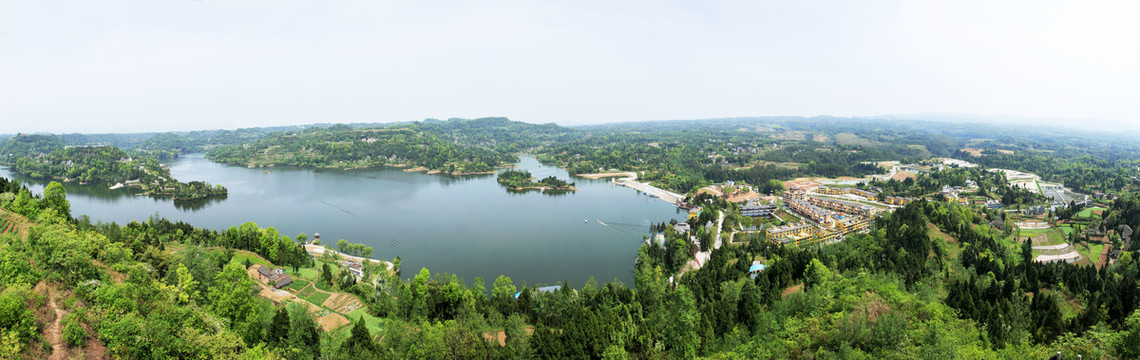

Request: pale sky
left=2, top=1, right=1138, bottom=133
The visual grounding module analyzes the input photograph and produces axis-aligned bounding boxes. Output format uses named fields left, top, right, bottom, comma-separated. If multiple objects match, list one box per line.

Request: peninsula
left=2, top=143, right=227, bottom=201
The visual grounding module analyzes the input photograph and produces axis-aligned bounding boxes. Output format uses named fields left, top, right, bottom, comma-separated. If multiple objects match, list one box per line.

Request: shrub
left=63, top=314, right=87, bottom=347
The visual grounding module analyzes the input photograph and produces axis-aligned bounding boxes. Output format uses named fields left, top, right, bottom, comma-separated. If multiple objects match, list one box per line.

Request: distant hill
left=204, top=118, right=571, bottom=174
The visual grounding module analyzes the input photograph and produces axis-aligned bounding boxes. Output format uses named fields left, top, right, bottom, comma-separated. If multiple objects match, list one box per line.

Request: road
left=713, top=211, right=725, bottom=250
left=614, top=177, right=684, bottom=205
left=680, top=211, right=726, bottom=278
left=304, top=244, right=395, bottom=271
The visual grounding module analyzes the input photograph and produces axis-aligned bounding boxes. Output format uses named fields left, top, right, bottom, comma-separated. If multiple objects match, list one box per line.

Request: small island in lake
left=496, top=169, right=577, bottom=191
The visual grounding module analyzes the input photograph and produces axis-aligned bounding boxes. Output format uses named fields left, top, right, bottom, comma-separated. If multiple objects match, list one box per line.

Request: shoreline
left=503, top=185, right=579, bottom=191
left=304, top=243, right=396, bottom=272
left=569, top=170, right=683, bottom=205
left=616, top=179, right=684, bottom=205
left=574, top=171, right=637, bottom=180
left=227, top=159, right=500, bottom=176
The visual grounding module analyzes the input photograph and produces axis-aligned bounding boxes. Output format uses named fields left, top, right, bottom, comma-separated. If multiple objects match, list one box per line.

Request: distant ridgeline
left=204, top=118, right=572, bottom=175
left=3, top=144, right=226, bottom=200
left=496, top=169, right=576, bottom=191
left=5, top=116, right=1140, bottom=197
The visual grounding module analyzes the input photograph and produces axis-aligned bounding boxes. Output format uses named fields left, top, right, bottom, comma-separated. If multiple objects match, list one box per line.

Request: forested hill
left=8, top=145, right=227, bottom=200
left=414, top=117, right=576, bottom=153
left=204, top=118, right=571, bottom=174
left=135, top=123, right=397, bottom=160
left=0, top=134, right=67, bottom=161
left=0, top=124, right=389, bottom=162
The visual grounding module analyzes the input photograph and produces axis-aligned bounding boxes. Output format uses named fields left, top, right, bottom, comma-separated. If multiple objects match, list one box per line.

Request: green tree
left=504, top=313, right=529, bottom=357
left=287, top=303, right=321, bottom=358
left=0, top=284, right=38, bottom=350
left=492, top=275, right=517, bottom=315
left=268, top=307, right=290, bottom=345
left=804, top=258, right=831, bottom=290
left=338, top=317, right=378, bottom=358
left=209, top=262, right=261, bottom=343
left=42, top=181, right=70, bottom=220
left=173, top=263, right=200, bottom=305
left=1115, top=309, right=1140, bottom=358
left=666, top=285, right=700, bottom=359
left=259, top=227, right=281, bottom=263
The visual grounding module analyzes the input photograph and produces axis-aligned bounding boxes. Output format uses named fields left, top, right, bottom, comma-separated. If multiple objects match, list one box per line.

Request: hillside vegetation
left=203, top=121, right=547, bottom=174
left=6, top=146, right=226, bottom=201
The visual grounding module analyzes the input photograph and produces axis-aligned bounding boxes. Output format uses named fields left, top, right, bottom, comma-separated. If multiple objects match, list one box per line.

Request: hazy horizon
left=3, top=1, right=1138, bottom=133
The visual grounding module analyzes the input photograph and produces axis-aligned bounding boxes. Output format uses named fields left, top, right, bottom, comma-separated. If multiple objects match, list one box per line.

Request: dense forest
left=204, top=123, right=519, bottom=174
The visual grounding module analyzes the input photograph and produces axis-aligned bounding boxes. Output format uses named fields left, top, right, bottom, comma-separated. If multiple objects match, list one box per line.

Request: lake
left=0, top=155, right=684, bottom=287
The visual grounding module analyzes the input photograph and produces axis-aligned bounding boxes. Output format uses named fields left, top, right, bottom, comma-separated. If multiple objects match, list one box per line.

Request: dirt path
left=46, top=291, right=68, bottom=360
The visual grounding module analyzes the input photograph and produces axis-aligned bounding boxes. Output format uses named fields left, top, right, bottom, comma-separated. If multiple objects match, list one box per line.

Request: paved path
left=1032, top=243, right=1071, bottom=251
left=615, top=178, right=684, bottom=205
left=304, top=244, right=395, bottom=271
left=682, top=211, right=726, bottom=277
left=713, top=211, right=725, bottom=250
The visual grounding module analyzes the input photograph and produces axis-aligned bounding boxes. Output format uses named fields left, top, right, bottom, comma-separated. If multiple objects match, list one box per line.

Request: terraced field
left=0, top=211, right=30, bottom=236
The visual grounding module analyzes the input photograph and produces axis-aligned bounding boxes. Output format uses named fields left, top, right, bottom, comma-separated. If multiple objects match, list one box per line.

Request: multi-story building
left=783, top=195, right=835, bottom=223
left=740, top=201, right=775, bottom=217
left=815, top=186, right=878, bottom=200
left=805, top=196, right=878, bottom=216
left=835, top=216, right=873, bottom=234
left=766, top=222, right=813, bottom=242
left=884, top=196, right=913, bottom=205
left=814, top=227, right=841, bottom=243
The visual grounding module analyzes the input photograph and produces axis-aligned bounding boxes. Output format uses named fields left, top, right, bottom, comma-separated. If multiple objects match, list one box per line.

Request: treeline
left=12, top=146, right=147, bottom=183
left=205, top=124, right=515, bottom=174
left=412, top=117, right=577, bottom=154
left=962, top=151, right=1140, bottom=194
left=0, top=134, right=66, bottom=161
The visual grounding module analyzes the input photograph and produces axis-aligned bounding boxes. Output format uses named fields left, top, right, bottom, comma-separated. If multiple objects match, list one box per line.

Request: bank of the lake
left=0, top=154, right=684, bottom=287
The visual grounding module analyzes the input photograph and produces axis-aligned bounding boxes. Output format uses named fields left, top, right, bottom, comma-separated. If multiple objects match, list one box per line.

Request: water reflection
left=435, top=173, right=495, bottom=187
left=172, top=195, right=229, bottom=211
left=504, top=188, right=575, bottom=197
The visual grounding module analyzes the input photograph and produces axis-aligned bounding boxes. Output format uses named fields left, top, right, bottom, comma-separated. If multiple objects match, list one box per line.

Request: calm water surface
left=0, top=155, right=683, bottom=287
